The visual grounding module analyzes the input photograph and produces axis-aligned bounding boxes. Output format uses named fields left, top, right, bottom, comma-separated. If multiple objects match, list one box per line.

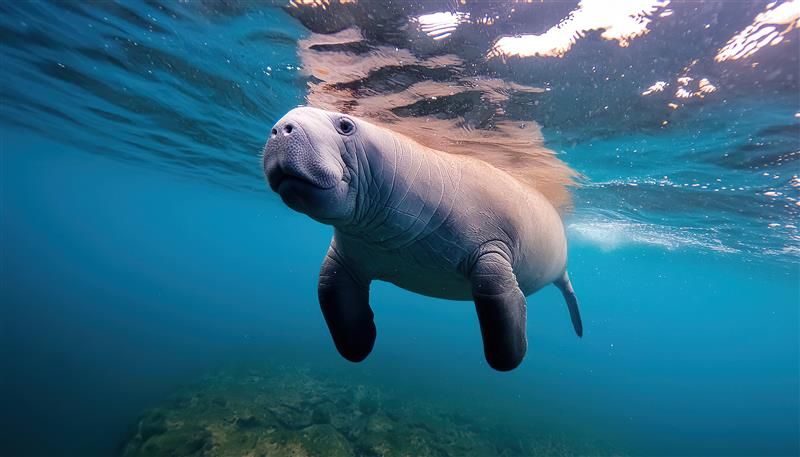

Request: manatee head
left=262, top=107, right=360, bottom=224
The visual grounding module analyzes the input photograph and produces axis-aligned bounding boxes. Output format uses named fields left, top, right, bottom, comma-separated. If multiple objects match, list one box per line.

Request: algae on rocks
left=119, top=364, right=616, bottom=457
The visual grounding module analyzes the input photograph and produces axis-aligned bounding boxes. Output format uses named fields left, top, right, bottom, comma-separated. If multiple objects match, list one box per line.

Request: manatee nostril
left=284, top=124, right=293, bottom=134
left=271, top=128, right=277, bottom=137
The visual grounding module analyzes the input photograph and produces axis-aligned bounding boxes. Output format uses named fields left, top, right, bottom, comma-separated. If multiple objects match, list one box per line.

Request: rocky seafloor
left=120, top=364, right=621, bottom=457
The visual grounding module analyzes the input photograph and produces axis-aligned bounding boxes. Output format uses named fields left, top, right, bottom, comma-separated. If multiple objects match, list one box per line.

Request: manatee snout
left=263, top=115, right=342, bottom=192
left=262, top=107, right=354, bottom=222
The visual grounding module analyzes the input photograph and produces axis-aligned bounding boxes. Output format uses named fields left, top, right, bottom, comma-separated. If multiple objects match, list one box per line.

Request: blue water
left=1, top=1, right=798, bottom=456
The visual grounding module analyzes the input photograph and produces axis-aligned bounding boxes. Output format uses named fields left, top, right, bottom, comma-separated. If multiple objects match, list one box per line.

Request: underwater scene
left=1, top=1, right=798, bottom=456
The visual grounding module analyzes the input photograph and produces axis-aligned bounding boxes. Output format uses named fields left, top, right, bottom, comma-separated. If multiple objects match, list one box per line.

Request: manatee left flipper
left=469, top=248, right=528, bottom=372
left=318, top=246, right=376, bottom=363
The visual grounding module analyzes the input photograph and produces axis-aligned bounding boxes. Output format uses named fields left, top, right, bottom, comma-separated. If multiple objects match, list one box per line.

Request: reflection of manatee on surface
left=262, top=21, right=583, bottom=371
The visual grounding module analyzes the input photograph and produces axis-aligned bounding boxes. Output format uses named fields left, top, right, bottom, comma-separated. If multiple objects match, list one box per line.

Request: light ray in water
left=413, top=11, right=470, bottom=41
left=488, top=0, right=671, bottom=59
left=715, top=0, right=800, bottom=62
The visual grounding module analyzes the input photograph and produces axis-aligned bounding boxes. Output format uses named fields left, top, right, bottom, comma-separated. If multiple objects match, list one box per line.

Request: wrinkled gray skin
left=263, top=107, right=582, bottom=371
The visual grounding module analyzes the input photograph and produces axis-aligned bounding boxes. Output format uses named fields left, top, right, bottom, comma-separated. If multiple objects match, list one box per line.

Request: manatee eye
left=336, top=118, right=355, bottom=136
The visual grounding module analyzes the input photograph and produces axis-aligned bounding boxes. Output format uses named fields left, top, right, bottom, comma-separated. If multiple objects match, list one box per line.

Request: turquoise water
left=1, top=1, right=798, bottom=456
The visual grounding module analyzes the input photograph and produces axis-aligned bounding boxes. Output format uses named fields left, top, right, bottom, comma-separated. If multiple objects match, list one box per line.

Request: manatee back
left=297, top=28, right=578, bottom=212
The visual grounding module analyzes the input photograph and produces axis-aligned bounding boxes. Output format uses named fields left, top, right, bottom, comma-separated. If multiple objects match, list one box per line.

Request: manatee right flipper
left=469, top=248, right=528, bottom=372
left=318, top=246, right=376, bottom=363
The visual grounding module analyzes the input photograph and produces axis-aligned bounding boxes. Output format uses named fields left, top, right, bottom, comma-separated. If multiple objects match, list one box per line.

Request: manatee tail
left=555, top=271, right=583, bottom=337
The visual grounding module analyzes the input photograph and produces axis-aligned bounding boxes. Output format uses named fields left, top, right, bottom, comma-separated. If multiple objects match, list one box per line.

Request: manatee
left=262, top=106, right=582, bottom=371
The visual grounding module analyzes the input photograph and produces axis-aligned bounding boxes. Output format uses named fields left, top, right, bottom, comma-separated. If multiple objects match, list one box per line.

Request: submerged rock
left=138, top=411, right=167, bottom=442
left=125, top=423, right=211, bottom=457
left=298, top=424, right=353, bottom=457
left=120, top=364, right=618, bottom=457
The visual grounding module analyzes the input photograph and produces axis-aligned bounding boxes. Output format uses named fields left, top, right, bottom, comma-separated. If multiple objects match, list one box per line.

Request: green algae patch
left=120, top=365, right=620, bottom=456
